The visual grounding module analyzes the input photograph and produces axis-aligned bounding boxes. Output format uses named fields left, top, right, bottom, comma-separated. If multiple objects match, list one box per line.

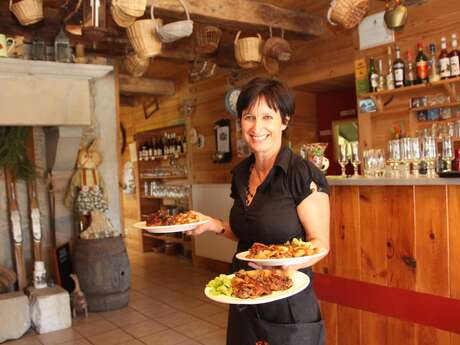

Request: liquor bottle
left=439, top=37, right=451, bottom=79
left=162, top=133, right=168, bottom=156
left=406, top=50, right=416, bottom=86
left=450, top=33, right=460, bottom=78
left=415, top=43, right=429, bottom=84
left=182, top=135, right=187, bottom=154
left=171, top=133, right=177, bottom=155
left=147, top=141, right=153, bottom=160
left=428, top=43, right=441, bottom=82
left=386, top=46, right=395, bottom=90
left=393, top=46, right=405, bottom=88
left=368, top=58, right=378, bottom=92
left=377, top=59, right=385, bottom=92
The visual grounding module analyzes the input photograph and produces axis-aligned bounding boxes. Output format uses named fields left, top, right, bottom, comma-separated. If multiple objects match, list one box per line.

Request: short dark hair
left=236, top=77, right=295, bottom=124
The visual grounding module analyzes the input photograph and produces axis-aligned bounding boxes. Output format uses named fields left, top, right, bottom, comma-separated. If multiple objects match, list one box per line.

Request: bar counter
left=326, top=175, right=460, bottom=185
left=314, top=180, right=460, bottom=343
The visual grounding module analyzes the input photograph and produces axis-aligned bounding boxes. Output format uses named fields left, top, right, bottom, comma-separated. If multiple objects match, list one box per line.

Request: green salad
left=206, top=274, right=233, bottom=296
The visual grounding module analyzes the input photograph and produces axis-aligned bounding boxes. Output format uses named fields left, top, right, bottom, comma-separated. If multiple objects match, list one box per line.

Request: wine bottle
left=377, top=59, right=385, bottom=92
left=415, top=43, right=428, bottom=84
left=368, top=58, right=378, bottom=92
left=450, top=33, right=460, bottom=78
left=428, top=43, right=441, bottom=82
left=393, top=46, right=405, bottom=88
left=439, top=37, right=451, bottom=79
left=406, top=50, right=416, bottom=86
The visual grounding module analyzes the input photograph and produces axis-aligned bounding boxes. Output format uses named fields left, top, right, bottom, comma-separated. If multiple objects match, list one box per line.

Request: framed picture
left=358, top=98, right=377, bottom=113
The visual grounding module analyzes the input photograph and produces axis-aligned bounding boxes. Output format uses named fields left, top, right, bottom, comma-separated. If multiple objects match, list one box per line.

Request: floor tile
left=3, top=336, right=42, bottom=345
left=199, top=329, right=227, bottom=345
left=86, top=329, right=134, bottom=345
left=202, top=312, right=228, bottom=328
left=175, top=319, right=221, bottom=339
left=139, top=329, right=187, bottom=345
left=121, top=319, right=167, bottom=338
left=175, top=340, right=202, bottom=345
left=38, top=328, right=82, bottom=345
left=187, top=304, right=223, bottom=319
left=101, top=308, right=149, bottom=327
left=153, top=311, right=200, bottom=328
left=72, top=319, right=117, bottom=338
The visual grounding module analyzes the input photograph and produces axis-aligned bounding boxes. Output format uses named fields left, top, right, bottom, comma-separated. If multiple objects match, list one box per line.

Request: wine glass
left=410, top=137, right=421, bottom=177
left=400, top=138, right=412, bottom=178
left=338, top=143, right=349, bottom=177
left=350, top=141, right=361, bottom=176
left=375, top=149, right=386, bottom=177
left=388, top=139, right=401, bottom=178
left=442, top=135, right=454, bottom=171
left=423, top=135, right=437, bottom=177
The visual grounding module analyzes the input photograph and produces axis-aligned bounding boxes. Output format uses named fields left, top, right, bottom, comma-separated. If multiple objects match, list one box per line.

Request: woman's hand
left=186, top=211, right=224, bottom=236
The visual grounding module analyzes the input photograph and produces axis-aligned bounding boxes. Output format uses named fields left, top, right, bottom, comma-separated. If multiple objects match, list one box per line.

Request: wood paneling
left=414, top=186, right=449, bottom=297
left=448, top=185, right=460, bottom=299
left=319, top=301, right=337, bottom=345
left=386, top=187, right=416, bottom=290
left=415, top=325, right=451, bottom=345
left=359, top=187, right=388, bottom=286
left=387, top=318, right=415, bottom=345
left=361, top=311, right=387, bottom=345
left=333, top=186, right=360, bottom=280
left=337, top=305, right=360, bottom=345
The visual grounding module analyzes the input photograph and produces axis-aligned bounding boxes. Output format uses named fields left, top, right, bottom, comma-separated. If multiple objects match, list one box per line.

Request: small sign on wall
left=359, top=11, right=395, bottom=50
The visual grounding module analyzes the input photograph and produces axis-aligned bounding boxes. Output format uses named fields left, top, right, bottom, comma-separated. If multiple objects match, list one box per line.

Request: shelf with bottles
left=137, top=129, right=187, bottom=162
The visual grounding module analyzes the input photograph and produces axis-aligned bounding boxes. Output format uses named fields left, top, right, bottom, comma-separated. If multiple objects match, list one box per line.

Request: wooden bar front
left=314, top=182, right=460, bottom=345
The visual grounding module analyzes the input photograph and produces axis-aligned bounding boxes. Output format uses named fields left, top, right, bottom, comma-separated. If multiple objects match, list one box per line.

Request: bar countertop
left=326, top=175, right=460, bottom=186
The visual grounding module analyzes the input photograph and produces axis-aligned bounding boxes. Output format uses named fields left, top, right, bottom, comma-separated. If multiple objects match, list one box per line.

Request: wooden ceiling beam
left=148, top=0, right=324, bottom=38
left=119, top=74, right=176, bottom=96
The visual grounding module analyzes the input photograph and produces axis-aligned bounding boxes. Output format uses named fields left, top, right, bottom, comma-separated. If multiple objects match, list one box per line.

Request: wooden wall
left=314, top=185, right=460, bottom=345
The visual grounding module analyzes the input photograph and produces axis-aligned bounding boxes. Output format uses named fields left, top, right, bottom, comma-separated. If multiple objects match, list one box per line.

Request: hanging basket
left=111, top=4, right=137, bottom=28
left=112, top=0, right=146, bottom=17
left=327, top=0, right=369, bottom=29
left=151, top=0, right=193, bottom=43
left=263, top=28, right=292, bottom=62
left=124, top=53, right=150, bottom=77
left=9, top=0, right=43, bottom=26
left=234, top=31, right=263, bottom=69
left=127, top=17, right=163, bottom=58
left=195, top=25, right=222, bottom=54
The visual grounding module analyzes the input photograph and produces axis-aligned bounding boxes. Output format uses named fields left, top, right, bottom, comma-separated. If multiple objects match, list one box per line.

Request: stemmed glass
left=338, top=143, right=350, bottom=177
left=350, top=141, right=361, bottom=176
left=400, top=138, right=412, bottom=178
left=375, top=149, right=385, bottom=177
left=423, top=135, right=437, bottom=177
left=442, top=135, right=454, bottom=171
left=410, top=137, right=421, bottom=177
left=388, top=139, right=401, bottom=178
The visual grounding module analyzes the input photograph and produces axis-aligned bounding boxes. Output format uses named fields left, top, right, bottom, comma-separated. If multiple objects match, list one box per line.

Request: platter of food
left=134, top=210, right=209, bottom=233
left=205, top=269, right=309, bottom=305
left=235, top=239, right=328, bottom=267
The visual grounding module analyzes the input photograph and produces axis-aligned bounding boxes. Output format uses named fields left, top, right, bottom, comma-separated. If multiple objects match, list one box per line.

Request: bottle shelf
left=139, top=175, right=188, bottom=180
left=138, top=153, right=186, bottom=162
left=140, top=195, right=189, bottom=200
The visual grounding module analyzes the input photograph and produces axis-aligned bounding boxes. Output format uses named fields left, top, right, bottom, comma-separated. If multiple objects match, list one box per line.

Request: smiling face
left=241, top=96, right=288, bottom=158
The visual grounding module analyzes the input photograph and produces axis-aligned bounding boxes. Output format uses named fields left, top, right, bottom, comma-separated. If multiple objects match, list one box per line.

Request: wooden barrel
left=74, top=237, right=131, bottom=312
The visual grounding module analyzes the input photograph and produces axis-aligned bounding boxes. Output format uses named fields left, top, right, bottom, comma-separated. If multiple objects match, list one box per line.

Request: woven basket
left=195, top=25, right=222, bottom=54
left=127, top=18, right=163, bottom=58
left=234, top=31, right=263, bottom=69
left=112, top=0, right=146, bottom=17
left=327, top=0, right=369, bottom=29
left=152, top=0, right=193, bottom=43
left=111, top=5, right=136, bottom=28
left=263, top=27, right=291, bottom=62
left=9, top=0, right=43, bottom=26
left=124, top=53, right=150, bottom=77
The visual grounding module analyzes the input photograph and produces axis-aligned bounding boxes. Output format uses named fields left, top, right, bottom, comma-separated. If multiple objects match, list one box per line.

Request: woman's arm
left=187, top=212, right=238, bottom=241
left=282, top=190, right=330, bottom=271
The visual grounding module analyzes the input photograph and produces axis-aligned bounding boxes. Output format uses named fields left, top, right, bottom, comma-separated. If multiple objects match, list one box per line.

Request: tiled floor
left=6, top=251, right=228, bottom=345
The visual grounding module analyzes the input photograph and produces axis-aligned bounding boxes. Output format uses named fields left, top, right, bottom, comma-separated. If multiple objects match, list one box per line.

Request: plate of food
left=133, top=210, right=209, bottom=233
left=235, top=239, right=328, bottom=267
left=204, top=269, right=310, bottom=305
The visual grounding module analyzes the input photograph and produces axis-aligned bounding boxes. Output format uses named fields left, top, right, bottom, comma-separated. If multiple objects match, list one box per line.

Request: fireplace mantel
left=0, top=58, right=113, bottom=126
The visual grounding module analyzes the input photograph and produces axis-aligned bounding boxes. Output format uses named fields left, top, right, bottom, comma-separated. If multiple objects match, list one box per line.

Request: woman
left=191, top=77, right=330, bottom=345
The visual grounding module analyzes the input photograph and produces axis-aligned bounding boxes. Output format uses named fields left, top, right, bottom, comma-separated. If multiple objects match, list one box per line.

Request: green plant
left=0, top=127, right=36, bottom=181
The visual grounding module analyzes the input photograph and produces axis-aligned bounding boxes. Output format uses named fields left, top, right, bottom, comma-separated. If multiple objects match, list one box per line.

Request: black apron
left=226, top=254, right=325, bottom=345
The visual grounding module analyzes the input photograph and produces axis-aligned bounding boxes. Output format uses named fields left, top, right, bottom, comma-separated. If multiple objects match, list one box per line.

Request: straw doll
left=64, top=140, right=108, bottom=226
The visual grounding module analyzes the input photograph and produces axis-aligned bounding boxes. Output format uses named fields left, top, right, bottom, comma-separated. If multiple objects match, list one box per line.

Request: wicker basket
left=327, top=0, right=369, bottom=29
left=152, top=0, right=193, bottom=43
left=195, top=25, right=222, bottom=54
left=111, top=5, right=137, bottom=28
left=234, top=31, right=263, bottom=69
left=127, top=18, right=163, bottom=58
left=124, top=53, right=150, bottom=77
left=263, top=28, right=291, bottom=62
left=9, top=0, right=43, bottom=26
left=112, top=0, right=146, bottom=17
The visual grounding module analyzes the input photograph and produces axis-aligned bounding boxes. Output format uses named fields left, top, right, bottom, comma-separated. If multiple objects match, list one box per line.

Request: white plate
left=204, top=271, right=310, bottom=305
left=235, top=248, right=328, bottom=267
left=133, top=219, right=209, bottom=233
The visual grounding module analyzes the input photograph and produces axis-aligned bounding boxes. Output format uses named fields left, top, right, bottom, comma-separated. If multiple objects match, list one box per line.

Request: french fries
left=246, top=239, right=320, bottom=259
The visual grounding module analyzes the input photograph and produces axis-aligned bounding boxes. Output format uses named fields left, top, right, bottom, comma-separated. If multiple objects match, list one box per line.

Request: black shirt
left=229, top=146, right=329, bottom=259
